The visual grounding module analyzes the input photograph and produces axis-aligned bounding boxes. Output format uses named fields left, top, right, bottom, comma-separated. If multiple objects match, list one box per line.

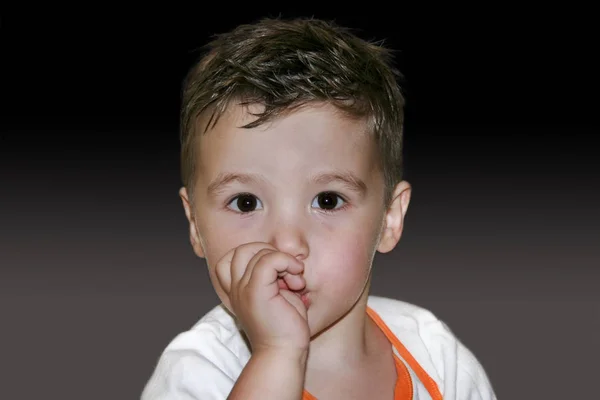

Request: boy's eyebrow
left=308, top=171, right=368, bottom=196
left=206, top=172, right=267, bottom=196
left=206, top=171, right=367, bottom=196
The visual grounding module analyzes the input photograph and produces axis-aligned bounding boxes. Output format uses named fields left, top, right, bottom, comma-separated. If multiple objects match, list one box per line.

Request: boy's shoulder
left=368, top=295, right=438, bottom=323
left=141, top=304, right=249, bottom=399
left=367, top=295, right=449, bottom=344
left=368, top=295, right=451, bottom=376
left=368, top=296, right=496, bottom=399
left=163, top=303, right=251, bottom=365
left=368, top=296, right=451, bottom=376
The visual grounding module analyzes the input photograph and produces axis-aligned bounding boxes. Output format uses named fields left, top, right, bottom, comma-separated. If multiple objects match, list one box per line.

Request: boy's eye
left=228, top=194, right=263, bottom=213
left=227, top=192, right=345, bottom=214
left=312, top=192, right=345, bottom=211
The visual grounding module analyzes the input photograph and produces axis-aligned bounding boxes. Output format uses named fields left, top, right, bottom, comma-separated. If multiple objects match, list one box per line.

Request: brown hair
left=180, top=17, right=405, bottom=208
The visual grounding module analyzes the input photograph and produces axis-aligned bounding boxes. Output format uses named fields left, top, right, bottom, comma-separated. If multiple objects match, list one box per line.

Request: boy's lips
left=294, top=290, right=310, bottom=308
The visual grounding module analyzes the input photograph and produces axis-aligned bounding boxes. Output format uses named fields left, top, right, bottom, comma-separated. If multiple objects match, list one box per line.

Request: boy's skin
left=179, top=101, right=412, bottom=399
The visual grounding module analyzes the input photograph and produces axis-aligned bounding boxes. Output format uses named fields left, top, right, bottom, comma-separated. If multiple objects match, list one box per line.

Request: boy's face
left=180, top=102, right=410, bottom=336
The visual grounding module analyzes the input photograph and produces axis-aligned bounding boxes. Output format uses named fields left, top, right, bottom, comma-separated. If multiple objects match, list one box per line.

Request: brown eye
left=313, top=192, right=344, bottom=211
left=228, top=194, right=262, bottom=213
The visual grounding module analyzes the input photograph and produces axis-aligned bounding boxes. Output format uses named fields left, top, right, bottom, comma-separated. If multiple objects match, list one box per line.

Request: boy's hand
left=215, top=242, right=310, bottom=355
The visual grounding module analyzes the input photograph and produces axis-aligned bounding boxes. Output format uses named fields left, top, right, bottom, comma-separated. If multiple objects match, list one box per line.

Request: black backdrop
left=1, top=4, right=598, bottom=399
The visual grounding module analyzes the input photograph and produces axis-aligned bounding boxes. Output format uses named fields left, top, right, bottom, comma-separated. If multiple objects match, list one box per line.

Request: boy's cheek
left=200, top=220, right=256, bottom=263
left=312, top=239, right=373, bottom=289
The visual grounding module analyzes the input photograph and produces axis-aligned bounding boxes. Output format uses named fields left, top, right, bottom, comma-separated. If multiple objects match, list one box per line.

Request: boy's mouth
left=295, top=291, right=310, bottom=309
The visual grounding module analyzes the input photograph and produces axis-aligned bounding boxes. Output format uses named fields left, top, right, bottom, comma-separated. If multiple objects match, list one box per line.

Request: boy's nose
left=269, top=225, right=310, bottom=261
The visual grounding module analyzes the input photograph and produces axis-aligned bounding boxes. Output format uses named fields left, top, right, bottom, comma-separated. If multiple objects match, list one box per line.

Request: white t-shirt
left=141, top=296, right=496, bottom=400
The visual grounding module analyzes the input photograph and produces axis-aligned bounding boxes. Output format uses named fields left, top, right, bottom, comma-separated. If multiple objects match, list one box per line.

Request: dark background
left=1, top=4, right=598, bottom=399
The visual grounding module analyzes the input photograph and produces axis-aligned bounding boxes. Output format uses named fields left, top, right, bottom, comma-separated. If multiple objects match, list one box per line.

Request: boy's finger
left=214, top=247, right=236, bottom=294
left=246, top=251, right=304, bottom=293
left=282, top=272, right=306, bottom=292
left=215, top=242, right=274, bottom=293
left=279, top=290, right=308, bottom=320
left=231, top=243, right=276, bottom=286
left=237, top=249, right=275, bottom=296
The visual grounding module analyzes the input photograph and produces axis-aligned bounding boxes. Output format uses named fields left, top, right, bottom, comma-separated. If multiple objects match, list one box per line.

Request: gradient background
left=1, top=5, right=598, bottom=399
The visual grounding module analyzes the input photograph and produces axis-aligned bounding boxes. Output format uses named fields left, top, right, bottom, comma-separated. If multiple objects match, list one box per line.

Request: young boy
left=141, top=17, right=496, bottom=400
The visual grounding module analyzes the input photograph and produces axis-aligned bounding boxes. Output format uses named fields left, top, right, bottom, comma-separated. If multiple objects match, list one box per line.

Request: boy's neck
left=306, top=287, right=384, bottom=372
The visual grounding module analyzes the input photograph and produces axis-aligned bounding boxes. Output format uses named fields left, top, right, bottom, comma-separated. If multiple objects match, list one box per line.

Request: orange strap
left=302, top=307, right=442, bottom=400
left=366, top=307, right=443, bottom=400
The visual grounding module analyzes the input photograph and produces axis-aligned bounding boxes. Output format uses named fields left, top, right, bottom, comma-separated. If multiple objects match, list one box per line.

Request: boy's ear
left=179, top=187, right=206, bottom=259
left=377, top=181, right=412, bottom=253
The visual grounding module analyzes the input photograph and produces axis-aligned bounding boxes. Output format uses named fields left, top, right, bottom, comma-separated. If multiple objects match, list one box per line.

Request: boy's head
left=179, top=18, right=411, bottom=333
left=180, top=17, right=406, bottom=210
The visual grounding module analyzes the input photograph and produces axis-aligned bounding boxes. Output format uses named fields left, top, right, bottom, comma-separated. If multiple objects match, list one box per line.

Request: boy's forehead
left=199, top=101, right=368, bottom=135
left=195, top=102, right=379, bottom=182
